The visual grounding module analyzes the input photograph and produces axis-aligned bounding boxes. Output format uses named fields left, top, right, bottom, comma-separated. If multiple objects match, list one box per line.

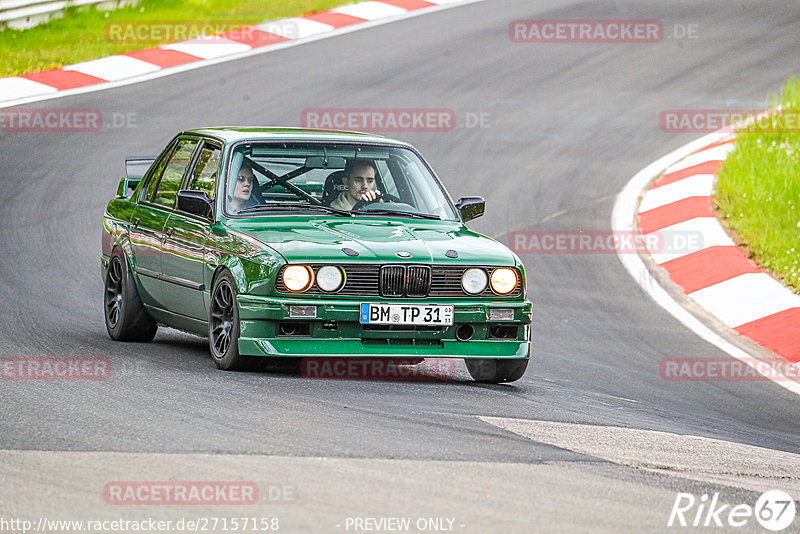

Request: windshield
left=223, top=142, right=458, bottom=220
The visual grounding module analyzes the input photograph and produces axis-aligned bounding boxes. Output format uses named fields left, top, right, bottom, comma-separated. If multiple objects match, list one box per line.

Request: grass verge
left=0, top=0, right=346, bottom=77
left=714, top=76, right=800, bottom=293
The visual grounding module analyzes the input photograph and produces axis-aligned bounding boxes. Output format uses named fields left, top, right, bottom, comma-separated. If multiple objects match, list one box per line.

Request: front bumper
left=236, top=295, right=533, bottom=359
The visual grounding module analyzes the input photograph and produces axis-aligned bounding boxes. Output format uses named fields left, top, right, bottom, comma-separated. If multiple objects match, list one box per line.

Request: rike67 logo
left=668, top=490, right=796, bottom=531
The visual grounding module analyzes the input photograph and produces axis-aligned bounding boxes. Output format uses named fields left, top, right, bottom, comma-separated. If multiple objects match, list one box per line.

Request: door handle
left=164, top=227, right=174, bottom=237
left=132, top=217, right=140, bottom=227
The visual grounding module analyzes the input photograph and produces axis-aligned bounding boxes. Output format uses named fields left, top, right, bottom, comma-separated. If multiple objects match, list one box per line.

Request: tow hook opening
left=278, top=322, right=311, bottom=336
left=455, top=324, right=474, bottom=342
left=488, top=324, right=519, bottom=340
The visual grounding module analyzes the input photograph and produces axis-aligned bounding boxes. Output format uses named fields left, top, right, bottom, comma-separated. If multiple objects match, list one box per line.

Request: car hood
left=224, top=218, right=518, bottom=266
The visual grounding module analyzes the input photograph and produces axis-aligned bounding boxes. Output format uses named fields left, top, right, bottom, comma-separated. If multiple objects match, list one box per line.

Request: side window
left=185, top=143, right=220, bottom=200
left=152, top=138, right=199, bottom=209
left=142, top=146, right=173, bottom=203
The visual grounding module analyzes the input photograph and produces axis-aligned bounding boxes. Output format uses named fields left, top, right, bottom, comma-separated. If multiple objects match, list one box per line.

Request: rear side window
left=142, top=146, right=173, bottom=203
left=186, top=144, right=221, bottom=200
left=151, top=138, right=199, bottom=209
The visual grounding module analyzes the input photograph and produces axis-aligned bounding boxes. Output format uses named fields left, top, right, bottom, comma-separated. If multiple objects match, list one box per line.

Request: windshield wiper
left=238, top=203, right=351, bottom=217
left=352, top=208, right=441, bottom=220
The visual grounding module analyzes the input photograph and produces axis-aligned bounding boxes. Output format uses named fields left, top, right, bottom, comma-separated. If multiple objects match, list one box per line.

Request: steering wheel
left=351, top=192, right=401, bottom=211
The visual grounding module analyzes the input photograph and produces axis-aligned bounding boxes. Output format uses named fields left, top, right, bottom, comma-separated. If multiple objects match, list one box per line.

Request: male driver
left=330, top=160, right=381, bottom=210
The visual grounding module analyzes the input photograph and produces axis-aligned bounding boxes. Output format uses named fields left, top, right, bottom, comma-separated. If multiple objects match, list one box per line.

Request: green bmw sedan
left=102, top=128, right=532, bottom=383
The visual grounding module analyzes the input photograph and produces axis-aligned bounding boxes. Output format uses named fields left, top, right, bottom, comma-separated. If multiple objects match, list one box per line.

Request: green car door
left=161, top=140, right=221, bottom=321
left=128, top=142, right=175, bottom=307
left=133, top=137, right=200, bottom=311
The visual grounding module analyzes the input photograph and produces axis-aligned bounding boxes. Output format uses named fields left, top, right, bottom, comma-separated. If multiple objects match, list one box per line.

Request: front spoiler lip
left=238, top=337, right=532, bottom=359
left=236, top=295, right=533, bottom=359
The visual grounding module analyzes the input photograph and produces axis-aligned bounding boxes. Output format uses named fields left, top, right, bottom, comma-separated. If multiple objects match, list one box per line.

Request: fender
left=214, top=256, right=248, bottom=295
left=101, top=215, right=135, bottom=279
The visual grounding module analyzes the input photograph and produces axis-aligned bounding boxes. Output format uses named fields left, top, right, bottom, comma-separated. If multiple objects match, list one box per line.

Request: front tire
left=104, top=251, right=157, bottom=342
left=208, top=270, right=251, bottom=370
left=465, top=358, right=528, bottom=383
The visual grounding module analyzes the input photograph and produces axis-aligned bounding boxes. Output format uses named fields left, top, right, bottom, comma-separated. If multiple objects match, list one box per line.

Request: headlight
left=316, top=265, right=344, bottom=292
left=283, top=265, right=313, bottom=292
left=461, top=268, right=488, bottom=295
left=490, top=268, right=518, bottom=294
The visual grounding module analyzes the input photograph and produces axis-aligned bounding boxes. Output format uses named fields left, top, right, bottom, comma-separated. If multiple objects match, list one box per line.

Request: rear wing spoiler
left=116, top=156, right=156, bottom=198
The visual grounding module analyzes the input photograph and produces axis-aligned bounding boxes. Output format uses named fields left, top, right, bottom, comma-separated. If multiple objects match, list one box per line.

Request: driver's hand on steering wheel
left=359, top=190, right=382, bottom=203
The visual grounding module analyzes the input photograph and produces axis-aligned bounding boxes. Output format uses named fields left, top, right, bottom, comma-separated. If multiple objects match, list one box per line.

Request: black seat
left=321, top=170, right=347, bottom=205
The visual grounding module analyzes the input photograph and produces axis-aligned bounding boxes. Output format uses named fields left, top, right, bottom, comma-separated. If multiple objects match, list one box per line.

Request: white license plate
left=360, top=303, right=454, bottom=326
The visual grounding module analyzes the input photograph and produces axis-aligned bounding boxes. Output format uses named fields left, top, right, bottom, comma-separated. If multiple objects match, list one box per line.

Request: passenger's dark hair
left=240, top=159, right=255, bottom=173
left=344, top=159, right=378, bottom=178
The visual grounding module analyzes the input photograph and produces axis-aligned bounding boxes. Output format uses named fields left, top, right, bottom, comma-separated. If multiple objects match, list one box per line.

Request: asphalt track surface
left=1, top=1, right=800, bottom=532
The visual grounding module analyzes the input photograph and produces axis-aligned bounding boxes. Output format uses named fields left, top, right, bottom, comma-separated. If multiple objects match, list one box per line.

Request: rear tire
left=104, top=251, right=157, bottom=342
left=209, top=270, right=252, bottom=371
left=465, top=358, right=528, bottom=383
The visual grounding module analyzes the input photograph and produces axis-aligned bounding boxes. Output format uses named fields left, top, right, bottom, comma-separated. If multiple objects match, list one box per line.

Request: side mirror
left=116, top=176, right=140, bottom=199
left=454, top=196, right=485, bottom=222
left=177, top=190, right=214, bottom=219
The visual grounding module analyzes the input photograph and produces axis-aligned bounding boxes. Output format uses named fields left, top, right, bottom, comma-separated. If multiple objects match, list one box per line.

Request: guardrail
left=0, top=0, right=137, bottom=31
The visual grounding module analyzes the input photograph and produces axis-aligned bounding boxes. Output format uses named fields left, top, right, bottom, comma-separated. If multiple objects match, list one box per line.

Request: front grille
left=276, top=265, right=522, bottom=298
left=338, top=265, right=379, bottom=296
left=406, top=266, right=431, bottom=297
left=379, top=265, right=431, bottom=297
left=429, top=267, right=465, bottom=297
left=380, top=265, right=406, bottom=297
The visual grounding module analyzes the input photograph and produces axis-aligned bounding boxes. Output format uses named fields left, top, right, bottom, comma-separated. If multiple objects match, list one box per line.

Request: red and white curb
left=0, top=0, right=482, bottom=109
left=638, top=136, right=800, bottom=365
left=613, top=128, right=800, bottom=395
